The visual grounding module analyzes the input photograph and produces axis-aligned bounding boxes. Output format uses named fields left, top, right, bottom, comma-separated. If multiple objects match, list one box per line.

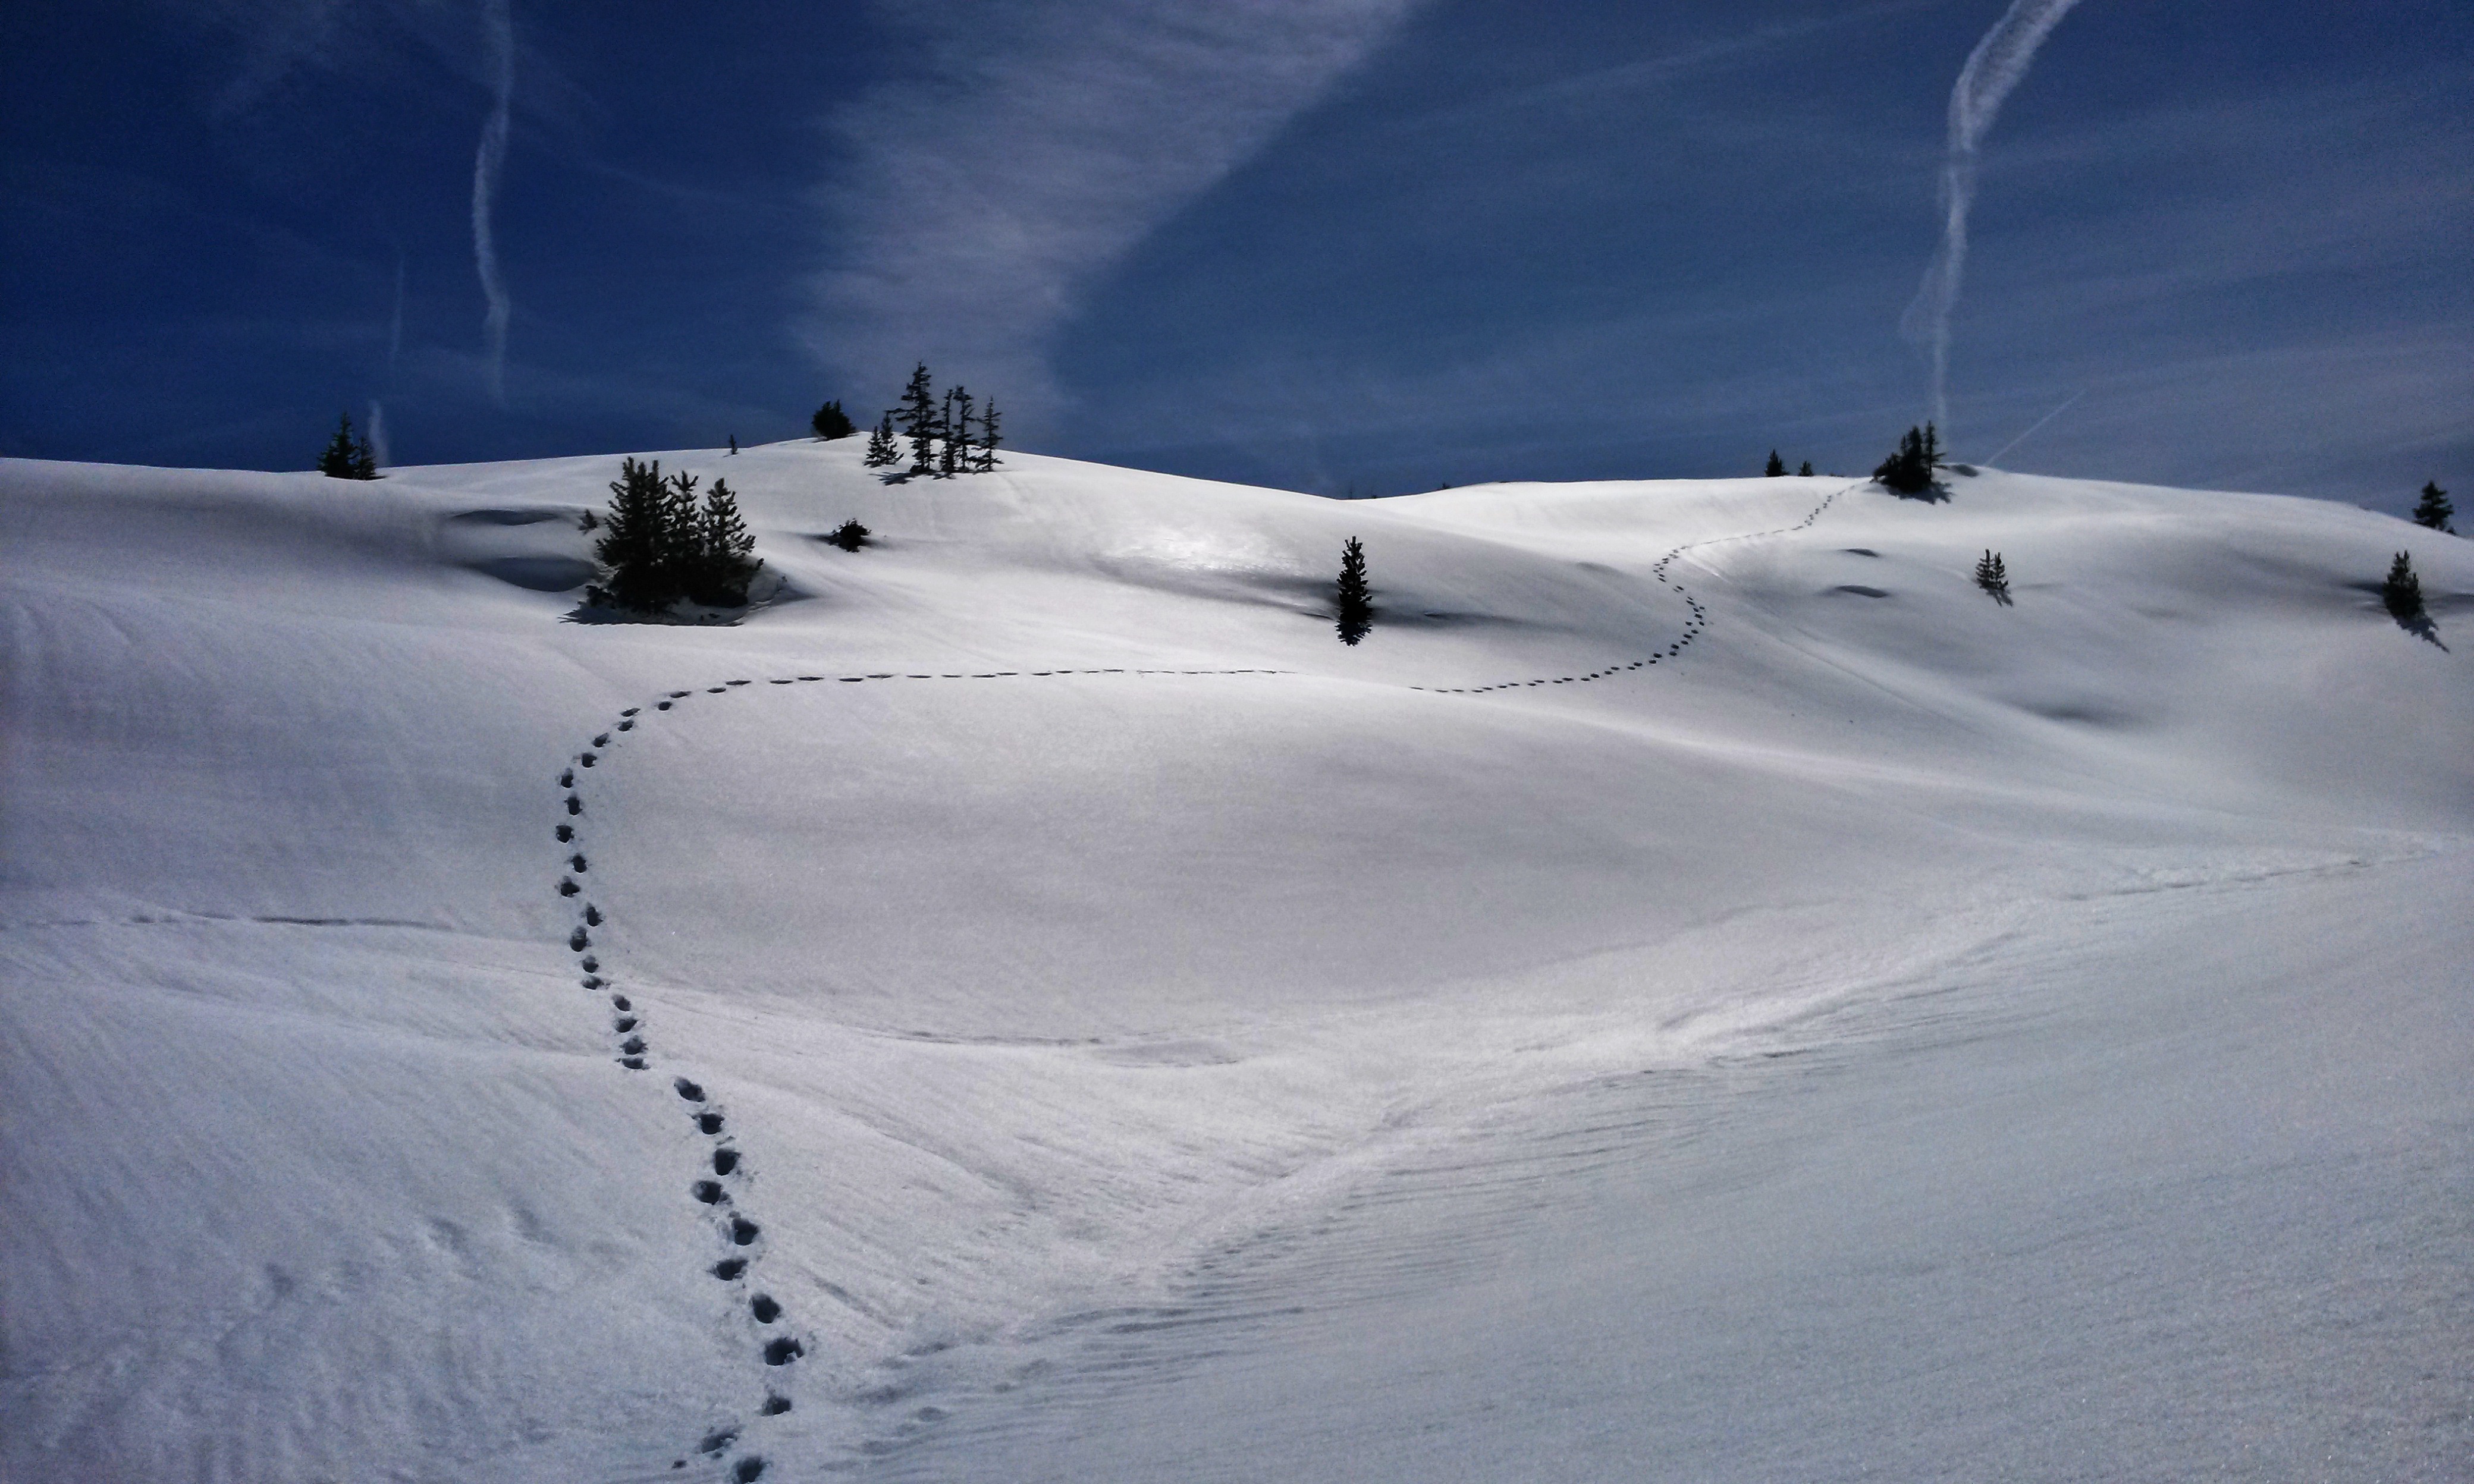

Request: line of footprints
left=550, top=483, right=1845, bottom=1480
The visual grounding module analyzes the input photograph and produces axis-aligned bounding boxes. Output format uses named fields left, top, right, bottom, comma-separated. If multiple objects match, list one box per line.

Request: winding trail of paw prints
left=551, top=482, right=1854, bottom=1477
left=557, top=667, right=1291, bottom=1480
left=1405, top=480, right=1858, bottom=694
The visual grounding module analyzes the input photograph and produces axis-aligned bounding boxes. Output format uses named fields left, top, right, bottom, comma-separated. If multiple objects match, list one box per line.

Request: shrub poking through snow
left=2381, top=552, right=2424, bottom=624
left=1874, top=423, right=1941, bottom=495
left=2412, top=482, right=2454, bottom=534
left=1335, top=536, right=1373, bottom=645
left=864, top=413, right=899, bottom=468
left=827, top=518, right=869, bottom=552
left=811, top=400, right=856, bottom=441
left=318, top=413, right=379, bottom=480
left=1974, top=549, right=2011, bottom=605
left=585, top=457, right=762, bottom=613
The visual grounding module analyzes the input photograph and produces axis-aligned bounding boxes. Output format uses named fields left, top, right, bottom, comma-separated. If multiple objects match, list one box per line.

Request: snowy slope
left=2, top=441, right=2467, bottom=1482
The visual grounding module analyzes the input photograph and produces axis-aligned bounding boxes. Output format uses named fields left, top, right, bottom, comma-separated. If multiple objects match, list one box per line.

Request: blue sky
left=4, top=1, right=2466, bottom=511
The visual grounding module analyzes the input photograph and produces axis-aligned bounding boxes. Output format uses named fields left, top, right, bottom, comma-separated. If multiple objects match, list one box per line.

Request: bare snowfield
left=2, top=441, right=2467, bottom=1481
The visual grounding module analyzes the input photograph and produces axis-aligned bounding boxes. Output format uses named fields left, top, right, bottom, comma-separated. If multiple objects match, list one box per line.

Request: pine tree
left=2381, top=551, right=2425, bottom=624
left=864, top=411, right=899, bottom=468
left=319, top=413, right=375, bottom=479
left=937, top=388, right=962, bottom=477
left=1335, top=536, right=1373, bottom=645
left=1874, top=426, right=1937, bottom=495
left=1798, top=461, right=1814, bottom=477
left=827, top=518, right=869, bottom=552
left=1974, top=549, right=2011, bottom=604
left=811, top=400, right=856, bottom=441
left=2413, top=481, right=2454, bottom=534
left=689, top=478, right=761, bottom=606
left=1765, top=451, right=1787, bottom=477
left=974, top=397, right=1003, bottom=472
left=896, top=363, right=938, bottom=475
left=946, top=387, right=974, bottom=478
left=589, top=457, right=686, bottom=612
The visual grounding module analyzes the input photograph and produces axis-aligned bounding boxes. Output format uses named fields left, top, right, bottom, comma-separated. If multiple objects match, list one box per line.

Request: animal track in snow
left=544, top=484, right=1854, bottom=1472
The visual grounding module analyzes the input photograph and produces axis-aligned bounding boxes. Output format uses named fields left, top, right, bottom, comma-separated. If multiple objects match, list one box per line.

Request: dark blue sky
left=5, top=1, right=2466, bottom=511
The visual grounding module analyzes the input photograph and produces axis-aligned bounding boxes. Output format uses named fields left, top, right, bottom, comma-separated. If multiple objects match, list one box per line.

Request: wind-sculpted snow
left=2, top=445, right=2466, bottom=1479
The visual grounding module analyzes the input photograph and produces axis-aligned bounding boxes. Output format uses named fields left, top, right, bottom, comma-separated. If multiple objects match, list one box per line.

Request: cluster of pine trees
left=864, top=364, right=1001, bottom=477
left=586, top=457, right=761, bottom=613
left=1763, top=452, right=1814, bottom=477
left=1873, top=424, right=1941, bottom=495
left=317, top=413, right=380, bottom=480
left=1974, top=549, right=2011, bottom=605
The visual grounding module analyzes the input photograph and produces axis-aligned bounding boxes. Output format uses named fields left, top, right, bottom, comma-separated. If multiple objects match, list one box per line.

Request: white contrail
left=366, top=400, right=391, bottom=470
left=472, top=0, right=514, bottom=405
left=1902, top=0, right=2087, bottom=439
left=1982, top=387, right=2083, bottom=465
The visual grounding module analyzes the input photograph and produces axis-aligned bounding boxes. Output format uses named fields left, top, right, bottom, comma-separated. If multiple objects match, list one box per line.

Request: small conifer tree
left=318, top=413, right=379, bottom=479
left=1874, top=425, right=1939, bottom=495
left=2412, top=481, right=2454, bottom=534
left=945, top=387, right=974, bottom=478
left=1974, top=549, right=2011, bottom=604
left=1335, top=536, right=1373, bottom=645
left=938, top=388, right=963, bottom=477
left=2381, top=551, right=2425, bottom=624
left=589, top=457, right=686, bottom=612
left=897, top=363, right=938, bottom=475
left=974, top=397, right=1003, bottom=471
left=827, top=518, right=869, bottom=552
left=811, top=400, right=856, bottom=441
left=688, top=478, right=761, bottom=605
left=1765, top=451, right=1787, bottom=477
left=864, top=411, right=899, bottom=467
left=1798, top=461, right=1814, bottom=477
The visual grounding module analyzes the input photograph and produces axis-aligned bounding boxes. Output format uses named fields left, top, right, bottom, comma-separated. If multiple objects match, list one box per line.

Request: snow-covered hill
left=3, top=442, right=2467, bottom=1482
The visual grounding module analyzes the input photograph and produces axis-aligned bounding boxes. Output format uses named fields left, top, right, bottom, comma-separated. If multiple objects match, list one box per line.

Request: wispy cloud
left=1902, top=0, right=2086, bottom=439
left=472, top=0, right=514, bottom=405
left=803, top=0, right=1421, bottom=426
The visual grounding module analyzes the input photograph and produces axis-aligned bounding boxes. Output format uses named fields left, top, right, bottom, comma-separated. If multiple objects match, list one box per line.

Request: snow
left=3, top=441, right=2467, bottom=1481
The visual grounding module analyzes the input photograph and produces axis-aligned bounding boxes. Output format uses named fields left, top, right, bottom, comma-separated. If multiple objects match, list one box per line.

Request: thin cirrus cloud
left=803, top=0, right=1421, bottom=425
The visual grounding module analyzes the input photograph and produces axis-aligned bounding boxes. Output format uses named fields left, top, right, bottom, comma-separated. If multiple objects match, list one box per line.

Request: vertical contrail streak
left=1903, top=0, right=2086, bottom=442
left=472, top=0, right=514, bottom=405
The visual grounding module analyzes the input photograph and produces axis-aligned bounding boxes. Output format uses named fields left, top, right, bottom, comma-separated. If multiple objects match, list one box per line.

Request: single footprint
left=582, top=975, right=602, bottom=990
left=579, top=754, right=595, bottom=768
left=730, top=1216, right=760, bottom=1246
left=611, top=993, right=630, bottom=1011
left=559, top=879, right=580, bottom=897
left=621, top=1036, right=646, bottom=1056
left=614, top=1015, right=637, bottom=1033
left=696, top=1111, right=725, bottom=1135
left=762, top=1337, right=802, bottom=1366
left=733, top=1458, right=767, bottom=1482
left=617, top=719, right=633, bottom=731
left=712, top=1257, right=748, bottom=1280
left=657, top=702, right=672, bottom=711
left=620, top=1056, right=648, bottom=1071
left=570, top=928, right=589, bottom=951
left=555, top=824, right=574, bottom=843
left=674, top=1077, right=705, bottom=1103
left=584, top=905, right=603, bottom=926
left=593, top=734, right=611, bottom=746
left=758, top=1395, right=791, bottom=1417
left=580, top=955, right=599, bottom=973
left=692, top=1180, right=727, bottom=1205
left=751, top=1294, right=781, bottom=1323
left=566, top=796, right=582, bottom=816
left=570, top=854, right=588, bottom=872
left=559, top=769, right=574, bottom=788
left=699, top=1428, right=739, bottom=1455
left=712, top=1147, right=739, bottom=1175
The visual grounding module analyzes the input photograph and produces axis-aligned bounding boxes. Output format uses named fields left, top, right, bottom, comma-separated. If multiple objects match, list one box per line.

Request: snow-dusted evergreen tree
left=1765, top=451, right=1787, bottom=477
left=974, top=397, right=1003, bottom=471
left=1335, top=536, right=1373, bottom=645
left=897, top=363, right=938, bottom=475
left=1974, top=549, right=2010, bottom=604
left=864, top=412, right=899, bottom=468
left=2412, top=482, right=2454, bottom=533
